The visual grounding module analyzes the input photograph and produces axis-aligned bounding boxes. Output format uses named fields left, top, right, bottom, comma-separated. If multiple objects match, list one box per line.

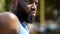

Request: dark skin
left=0, top=12, right=19, bottom=34
left=0, top=0, right=38, bottom=34
left=19, top=0, right=38, bottom=17
left=18, top=0, right=38, bottom=23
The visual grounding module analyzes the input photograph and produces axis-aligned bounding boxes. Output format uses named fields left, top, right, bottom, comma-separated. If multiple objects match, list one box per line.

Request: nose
left=31, top=3, right=36, bottom=11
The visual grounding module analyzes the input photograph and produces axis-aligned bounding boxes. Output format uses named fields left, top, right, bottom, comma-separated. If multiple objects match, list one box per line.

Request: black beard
left=27, top=15, right=35, bottom=23
left=27, top=11, right=35, bottom=23
left=13, top=4, right=34, bottom=23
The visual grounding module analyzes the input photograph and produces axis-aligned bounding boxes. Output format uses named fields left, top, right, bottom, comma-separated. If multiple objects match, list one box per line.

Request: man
left=0, top=0, right=38, bottom=34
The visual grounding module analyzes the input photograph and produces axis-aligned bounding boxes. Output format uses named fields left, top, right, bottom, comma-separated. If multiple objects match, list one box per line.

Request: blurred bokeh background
left=0, top=0, right=60, bottom=34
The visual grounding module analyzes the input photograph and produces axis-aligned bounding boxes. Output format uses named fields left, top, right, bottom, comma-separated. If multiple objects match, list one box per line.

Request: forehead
left=31, top=0, right=38, bottom=2
left=24, top=0, right=38, bottom=2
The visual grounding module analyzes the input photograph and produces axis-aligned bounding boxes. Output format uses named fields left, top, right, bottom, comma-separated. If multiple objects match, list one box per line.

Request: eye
left=35, top=2, right=38, bottom=5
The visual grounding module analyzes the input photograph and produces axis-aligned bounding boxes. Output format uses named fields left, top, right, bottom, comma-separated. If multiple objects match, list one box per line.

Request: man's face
left=19, top=0, right=38, bottom=17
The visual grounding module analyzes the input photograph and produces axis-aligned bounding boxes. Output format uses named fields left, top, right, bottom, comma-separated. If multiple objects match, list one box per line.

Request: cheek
left=23, top=5, right=31, bottom=12
left=27, top=5, right=32, bottom=11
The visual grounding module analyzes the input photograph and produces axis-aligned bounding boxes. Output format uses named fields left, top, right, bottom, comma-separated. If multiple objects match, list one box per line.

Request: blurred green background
left=0, top=0, right=60, bottom=20
left=0, top=0, right=60, bottom=21
left=0, top=0, right=60, bottom=34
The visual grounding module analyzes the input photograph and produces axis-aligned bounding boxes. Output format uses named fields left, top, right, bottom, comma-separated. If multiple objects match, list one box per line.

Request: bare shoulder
left=0, top=12, right=18, bottom=19
left=0, top=12, right=18, bottom=22
left=0, top=12, right=19, bottom=34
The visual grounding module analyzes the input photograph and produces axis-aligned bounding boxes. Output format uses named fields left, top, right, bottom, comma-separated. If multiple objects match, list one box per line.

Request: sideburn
left=12, top=1, right=34, bottom=23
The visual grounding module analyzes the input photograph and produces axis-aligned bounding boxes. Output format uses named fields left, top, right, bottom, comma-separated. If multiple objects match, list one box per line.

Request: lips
left=29, top=11, right=36, bottom=16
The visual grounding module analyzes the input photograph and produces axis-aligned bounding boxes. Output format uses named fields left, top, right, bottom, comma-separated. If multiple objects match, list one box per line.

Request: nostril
left=31, top=8, right=35, bottom=11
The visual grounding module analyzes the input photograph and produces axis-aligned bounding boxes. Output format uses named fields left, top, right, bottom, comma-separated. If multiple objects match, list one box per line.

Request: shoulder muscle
left=0, top=12, right=19, bottom=34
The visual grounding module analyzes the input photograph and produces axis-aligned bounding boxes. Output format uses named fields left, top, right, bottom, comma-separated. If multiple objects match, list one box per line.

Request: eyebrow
left=29, top=0, right=38, bottom=3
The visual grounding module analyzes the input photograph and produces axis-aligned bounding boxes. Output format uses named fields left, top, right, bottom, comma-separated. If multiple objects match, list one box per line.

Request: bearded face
left=19, top=0, right=38, bottom=16
left=11, top=0, right=38, bottom=23
left=18, top=0, right=38, bottom=23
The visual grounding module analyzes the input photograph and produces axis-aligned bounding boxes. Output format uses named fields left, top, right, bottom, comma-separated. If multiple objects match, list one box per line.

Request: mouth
left=31, top=11, right=36, bottom=16
left=28, top=11, right=36, bottom=17
left=30, top=8, right=36, bottom=16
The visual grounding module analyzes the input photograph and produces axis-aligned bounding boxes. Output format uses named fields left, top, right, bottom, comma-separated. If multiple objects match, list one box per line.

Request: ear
left=10, top=0, right=18, bottom=11
left=12, top=0, right=18, bottom=6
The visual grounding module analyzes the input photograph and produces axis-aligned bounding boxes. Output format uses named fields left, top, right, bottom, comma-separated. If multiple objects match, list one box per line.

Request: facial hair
left=15, top=3, right=34, bottom=23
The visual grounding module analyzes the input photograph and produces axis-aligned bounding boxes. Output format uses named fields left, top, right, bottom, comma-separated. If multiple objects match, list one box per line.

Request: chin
left=27, top=16, right=35, bottom=23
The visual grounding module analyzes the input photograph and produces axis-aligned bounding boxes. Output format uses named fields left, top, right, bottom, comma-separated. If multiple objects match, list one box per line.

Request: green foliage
left=5, top=0, right=11, bottom=11
left=0, top=0, right=5, bottom=12
left=45, top=0, right=60, bottom=20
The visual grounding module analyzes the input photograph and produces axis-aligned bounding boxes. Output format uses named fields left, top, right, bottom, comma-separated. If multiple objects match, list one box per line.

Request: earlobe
left=10, top=0, right=18, bottom=12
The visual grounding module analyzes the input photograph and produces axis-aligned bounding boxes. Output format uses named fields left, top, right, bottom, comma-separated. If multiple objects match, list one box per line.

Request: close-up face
left=19, top=0, right=38, bottom=17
